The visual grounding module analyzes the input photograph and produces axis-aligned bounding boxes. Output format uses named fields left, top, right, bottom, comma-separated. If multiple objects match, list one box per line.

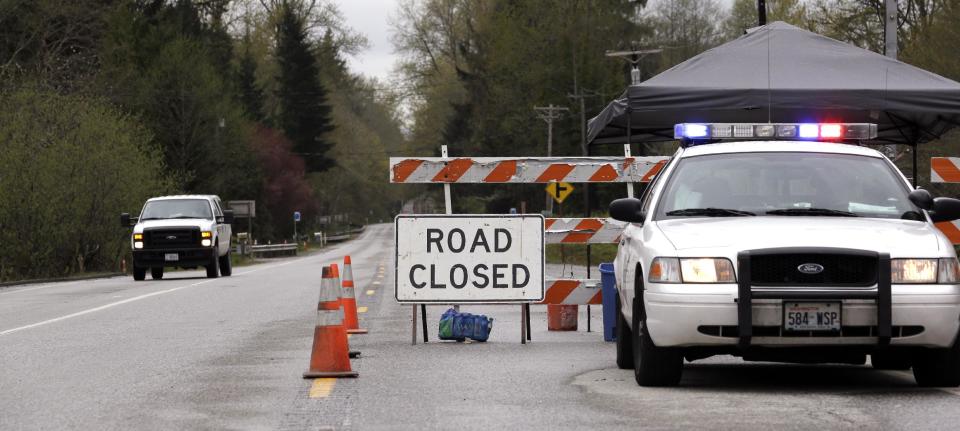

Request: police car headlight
left=891, top=259, right=937, bottom=283
left=680, top=258, right=736, bottom=283
left=650, top=258, right=736, bottom=283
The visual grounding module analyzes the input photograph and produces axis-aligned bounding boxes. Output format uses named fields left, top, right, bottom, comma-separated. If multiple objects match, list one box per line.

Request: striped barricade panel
left=931, top=157, right=960, bottom=183
left=539, top=279, right=602, bottom=305
left=545, top=218, right=627, bottom=244
left=389, top=156, right=670, bottom=184
left=936, top=221, right=960, bottom=245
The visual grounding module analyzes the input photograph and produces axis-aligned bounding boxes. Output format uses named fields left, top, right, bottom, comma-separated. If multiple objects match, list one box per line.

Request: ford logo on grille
left=797, top=263, right=824, bottom=274
left=166, top=235, right=178, bottom=240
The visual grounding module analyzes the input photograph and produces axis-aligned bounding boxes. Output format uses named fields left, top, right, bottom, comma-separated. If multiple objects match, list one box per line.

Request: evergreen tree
left=238, top=33, right=264, bottom=121
left=275, top=2, right=335, bottom=172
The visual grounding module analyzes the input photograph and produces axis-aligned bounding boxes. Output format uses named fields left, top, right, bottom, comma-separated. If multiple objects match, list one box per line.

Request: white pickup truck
left=121, top=195, right=234, bottom=280
left=610, top=123, right=960, bottom=387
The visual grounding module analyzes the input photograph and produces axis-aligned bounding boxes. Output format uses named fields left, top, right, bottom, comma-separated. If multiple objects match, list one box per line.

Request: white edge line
left=0, top=279, right=90, bottom=296
left=0, top=255, right=310, bottom=337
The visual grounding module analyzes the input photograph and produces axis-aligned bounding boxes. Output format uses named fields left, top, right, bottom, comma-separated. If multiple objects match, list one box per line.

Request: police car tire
left=616, top=294, right=635, bottom=370
left=632, top=286, right=683, bottom=387
left=206, top=248, right=220, bottom=278
left=913, top=340, right=960, bottom=387
left=133, top=265, right=146, bottom=281
left=219, top=250, right=232, bottom=277
left=871, top=353, right=911, bottom=371
left=151, top=267, right=163, bottom=280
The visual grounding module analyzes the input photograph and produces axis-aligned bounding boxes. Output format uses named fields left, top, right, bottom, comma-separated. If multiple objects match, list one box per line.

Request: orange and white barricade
left=390, top=156, right=669, bottom=184
left=545, top=218, right=626, bottom=244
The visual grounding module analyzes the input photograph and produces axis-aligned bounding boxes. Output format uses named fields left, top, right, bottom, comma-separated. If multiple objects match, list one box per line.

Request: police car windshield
left=656, top=152, right=918, bottom=220
left=140, top=199, right=213, bottom=220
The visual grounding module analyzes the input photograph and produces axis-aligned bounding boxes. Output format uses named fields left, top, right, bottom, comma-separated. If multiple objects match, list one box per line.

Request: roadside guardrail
left=249, top=243, right=298, bottom=258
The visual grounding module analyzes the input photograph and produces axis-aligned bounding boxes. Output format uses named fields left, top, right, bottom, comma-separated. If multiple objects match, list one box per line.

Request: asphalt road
left=3, top=224, right=960, bottom=430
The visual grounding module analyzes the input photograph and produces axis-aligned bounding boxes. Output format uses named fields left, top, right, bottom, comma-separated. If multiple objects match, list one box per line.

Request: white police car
left=610, top=123, right=960, bottom=387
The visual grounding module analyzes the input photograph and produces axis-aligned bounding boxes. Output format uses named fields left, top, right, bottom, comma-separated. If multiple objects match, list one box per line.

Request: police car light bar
left=674, top=123, right=878, bottom=141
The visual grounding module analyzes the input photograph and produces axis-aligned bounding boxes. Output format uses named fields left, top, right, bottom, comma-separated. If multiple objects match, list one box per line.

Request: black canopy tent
left=587, top=21, right=960, bottom=148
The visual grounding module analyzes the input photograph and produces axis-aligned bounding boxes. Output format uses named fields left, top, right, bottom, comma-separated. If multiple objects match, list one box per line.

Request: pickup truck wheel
left=206, top=248, right=220, bottom=278
left=133, top=265, right=146, bottom=281
left=913, top=340, right=960, bottom=387
left=615, top=294, right=635, bottom=369
left=150, top=267, right=163, bottom=280
left=218, top=250, right=232, bottom=276
left=632, top=273, right=683, bottom=387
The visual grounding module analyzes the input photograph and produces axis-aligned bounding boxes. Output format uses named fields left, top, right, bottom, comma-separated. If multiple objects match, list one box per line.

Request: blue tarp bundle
left=438, top=308, right=493, bottom=342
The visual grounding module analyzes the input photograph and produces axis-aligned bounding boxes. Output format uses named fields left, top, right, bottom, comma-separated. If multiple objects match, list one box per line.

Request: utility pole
left=758, top=0, right=767, bottom=26
left=534, top=104, right=569, bottom=214
left=605, top=48, right=662, bottom=86
left=884, top=0, right=897, bottom=59
left=605, top=47, right=663, bottom=194
left=568, top=87, right=602, bottom=214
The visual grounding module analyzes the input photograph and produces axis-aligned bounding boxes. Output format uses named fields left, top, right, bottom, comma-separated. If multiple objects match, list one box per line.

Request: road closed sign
left=395, top=215, right=544, bottom=303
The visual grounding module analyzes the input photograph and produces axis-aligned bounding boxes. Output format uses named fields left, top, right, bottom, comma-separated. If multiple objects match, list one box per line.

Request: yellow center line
left=358, top=306, right=368, bottom=313
left=309, top=378, right=336, bottom=398
left=366, top=290, right=375, bottom=295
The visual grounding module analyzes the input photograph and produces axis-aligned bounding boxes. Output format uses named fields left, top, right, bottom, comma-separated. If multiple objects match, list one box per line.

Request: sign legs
left=421, top=304, right=428, bottom=343
left=521, top=304, right=527, bottom=344
left=411, top=305, right=417, bottom=345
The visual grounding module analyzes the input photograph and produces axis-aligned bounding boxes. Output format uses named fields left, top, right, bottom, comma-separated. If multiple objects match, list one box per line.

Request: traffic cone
left=330, top=264, right=362, bottom=358
left=341, top=256, right=368, bottom=334
left=303, top=265, right=358, bottom=379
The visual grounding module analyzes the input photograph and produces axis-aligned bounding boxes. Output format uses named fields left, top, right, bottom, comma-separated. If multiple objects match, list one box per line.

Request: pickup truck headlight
left=201, top=231, right=213, bottom=247
left=133, top=233, right=143, bottom=249
left=649, top=257, right=736, bottom=283
left=891, top=258, right=960, bottom=283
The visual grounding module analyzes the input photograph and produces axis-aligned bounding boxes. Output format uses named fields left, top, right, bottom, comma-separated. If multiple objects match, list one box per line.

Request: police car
left=610, top=123, right=960, bottom=387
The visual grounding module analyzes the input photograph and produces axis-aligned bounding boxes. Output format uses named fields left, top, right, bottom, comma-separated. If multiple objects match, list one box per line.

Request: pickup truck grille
left=750, top=253, right=877, bottom=287
left=144, top=228, right=200, bottom=249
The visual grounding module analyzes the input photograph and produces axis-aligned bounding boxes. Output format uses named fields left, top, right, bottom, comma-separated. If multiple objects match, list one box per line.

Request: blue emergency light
left=674, top=123, right=878, bottom=141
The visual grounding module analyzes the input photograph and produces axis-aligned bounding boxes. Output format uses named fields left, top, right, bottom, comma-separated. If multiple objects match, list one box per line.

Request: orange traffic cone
left=303, top=265, right=358, bottom=379
left=341, top=256, right=368, bottom=334
left=330, top=264, right=362, bottom=358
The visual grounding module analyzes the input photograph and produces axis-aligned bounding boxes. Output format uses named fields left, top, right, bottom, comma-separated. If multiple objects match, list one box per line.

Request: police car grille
left=145, top=228, right=200, bottom=248
left=750, top=253, right=877, bottom=287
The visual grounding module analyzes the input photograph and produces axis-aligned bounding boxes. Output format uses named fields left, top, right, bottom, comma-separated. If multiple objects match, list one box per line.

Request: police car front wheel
left=632, top=299, right=683, bottom=386
left=913, top=337, right=960, bottom=387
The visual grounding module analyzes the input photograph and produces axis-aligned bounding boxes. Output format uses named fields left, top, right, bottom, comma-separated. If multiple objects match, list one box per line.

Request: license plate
left=783, top=302, right=841, bottom=332
left=164, top=253, right=179, bottom=262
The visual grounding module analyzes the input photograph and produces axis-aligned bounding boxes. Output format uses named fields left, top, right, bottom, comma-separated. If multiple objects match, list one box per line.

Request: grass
left=545, top=243, right=618, bottom=267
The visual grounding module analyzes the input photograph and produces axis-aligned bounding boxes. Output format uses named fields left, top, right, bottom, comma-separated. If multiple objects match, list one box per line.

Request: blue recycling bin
left=598, top=263, right=617, bottom=342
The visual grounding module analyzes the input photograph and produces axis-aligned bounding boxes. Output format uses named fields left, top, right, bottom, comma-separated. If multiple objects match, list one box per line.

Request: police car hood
left=655, top=217, right=943, bottom=256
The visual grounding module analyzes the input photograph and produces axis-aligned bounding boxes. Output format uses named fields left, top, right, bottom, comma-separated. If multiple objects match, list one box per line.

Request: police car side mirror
left=909, top=189, right=934, bottom=211
left=930, top=197, right=960, bottom=223
left=609, top=198, right=645, bottom=224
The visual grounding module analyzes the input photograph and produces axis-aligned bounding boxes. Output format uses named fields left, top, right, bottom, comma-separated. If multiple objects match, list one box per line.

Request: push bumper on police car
left=643, top=249, right=960, bottom=350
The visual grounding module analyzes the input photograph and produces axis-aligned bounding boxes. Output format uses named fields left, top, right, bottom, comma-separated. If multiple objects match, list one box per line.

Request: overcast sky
left=335, top=0, right=740, bottom=83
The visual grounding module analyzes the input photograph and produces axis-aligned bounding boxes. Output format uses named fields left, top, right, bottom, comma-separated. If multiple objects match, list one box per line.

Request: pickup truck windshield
left=657, top=152, right=918, bottom=220
left=140, top=199, right=212, bottom=220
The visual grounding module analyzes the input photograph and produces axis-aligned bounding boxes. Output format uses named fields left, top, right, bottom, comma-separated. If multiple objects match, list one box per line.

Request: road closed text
left=409, top=228, right=530, bottom=289
left=395, top=215, right=544, bottom=303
